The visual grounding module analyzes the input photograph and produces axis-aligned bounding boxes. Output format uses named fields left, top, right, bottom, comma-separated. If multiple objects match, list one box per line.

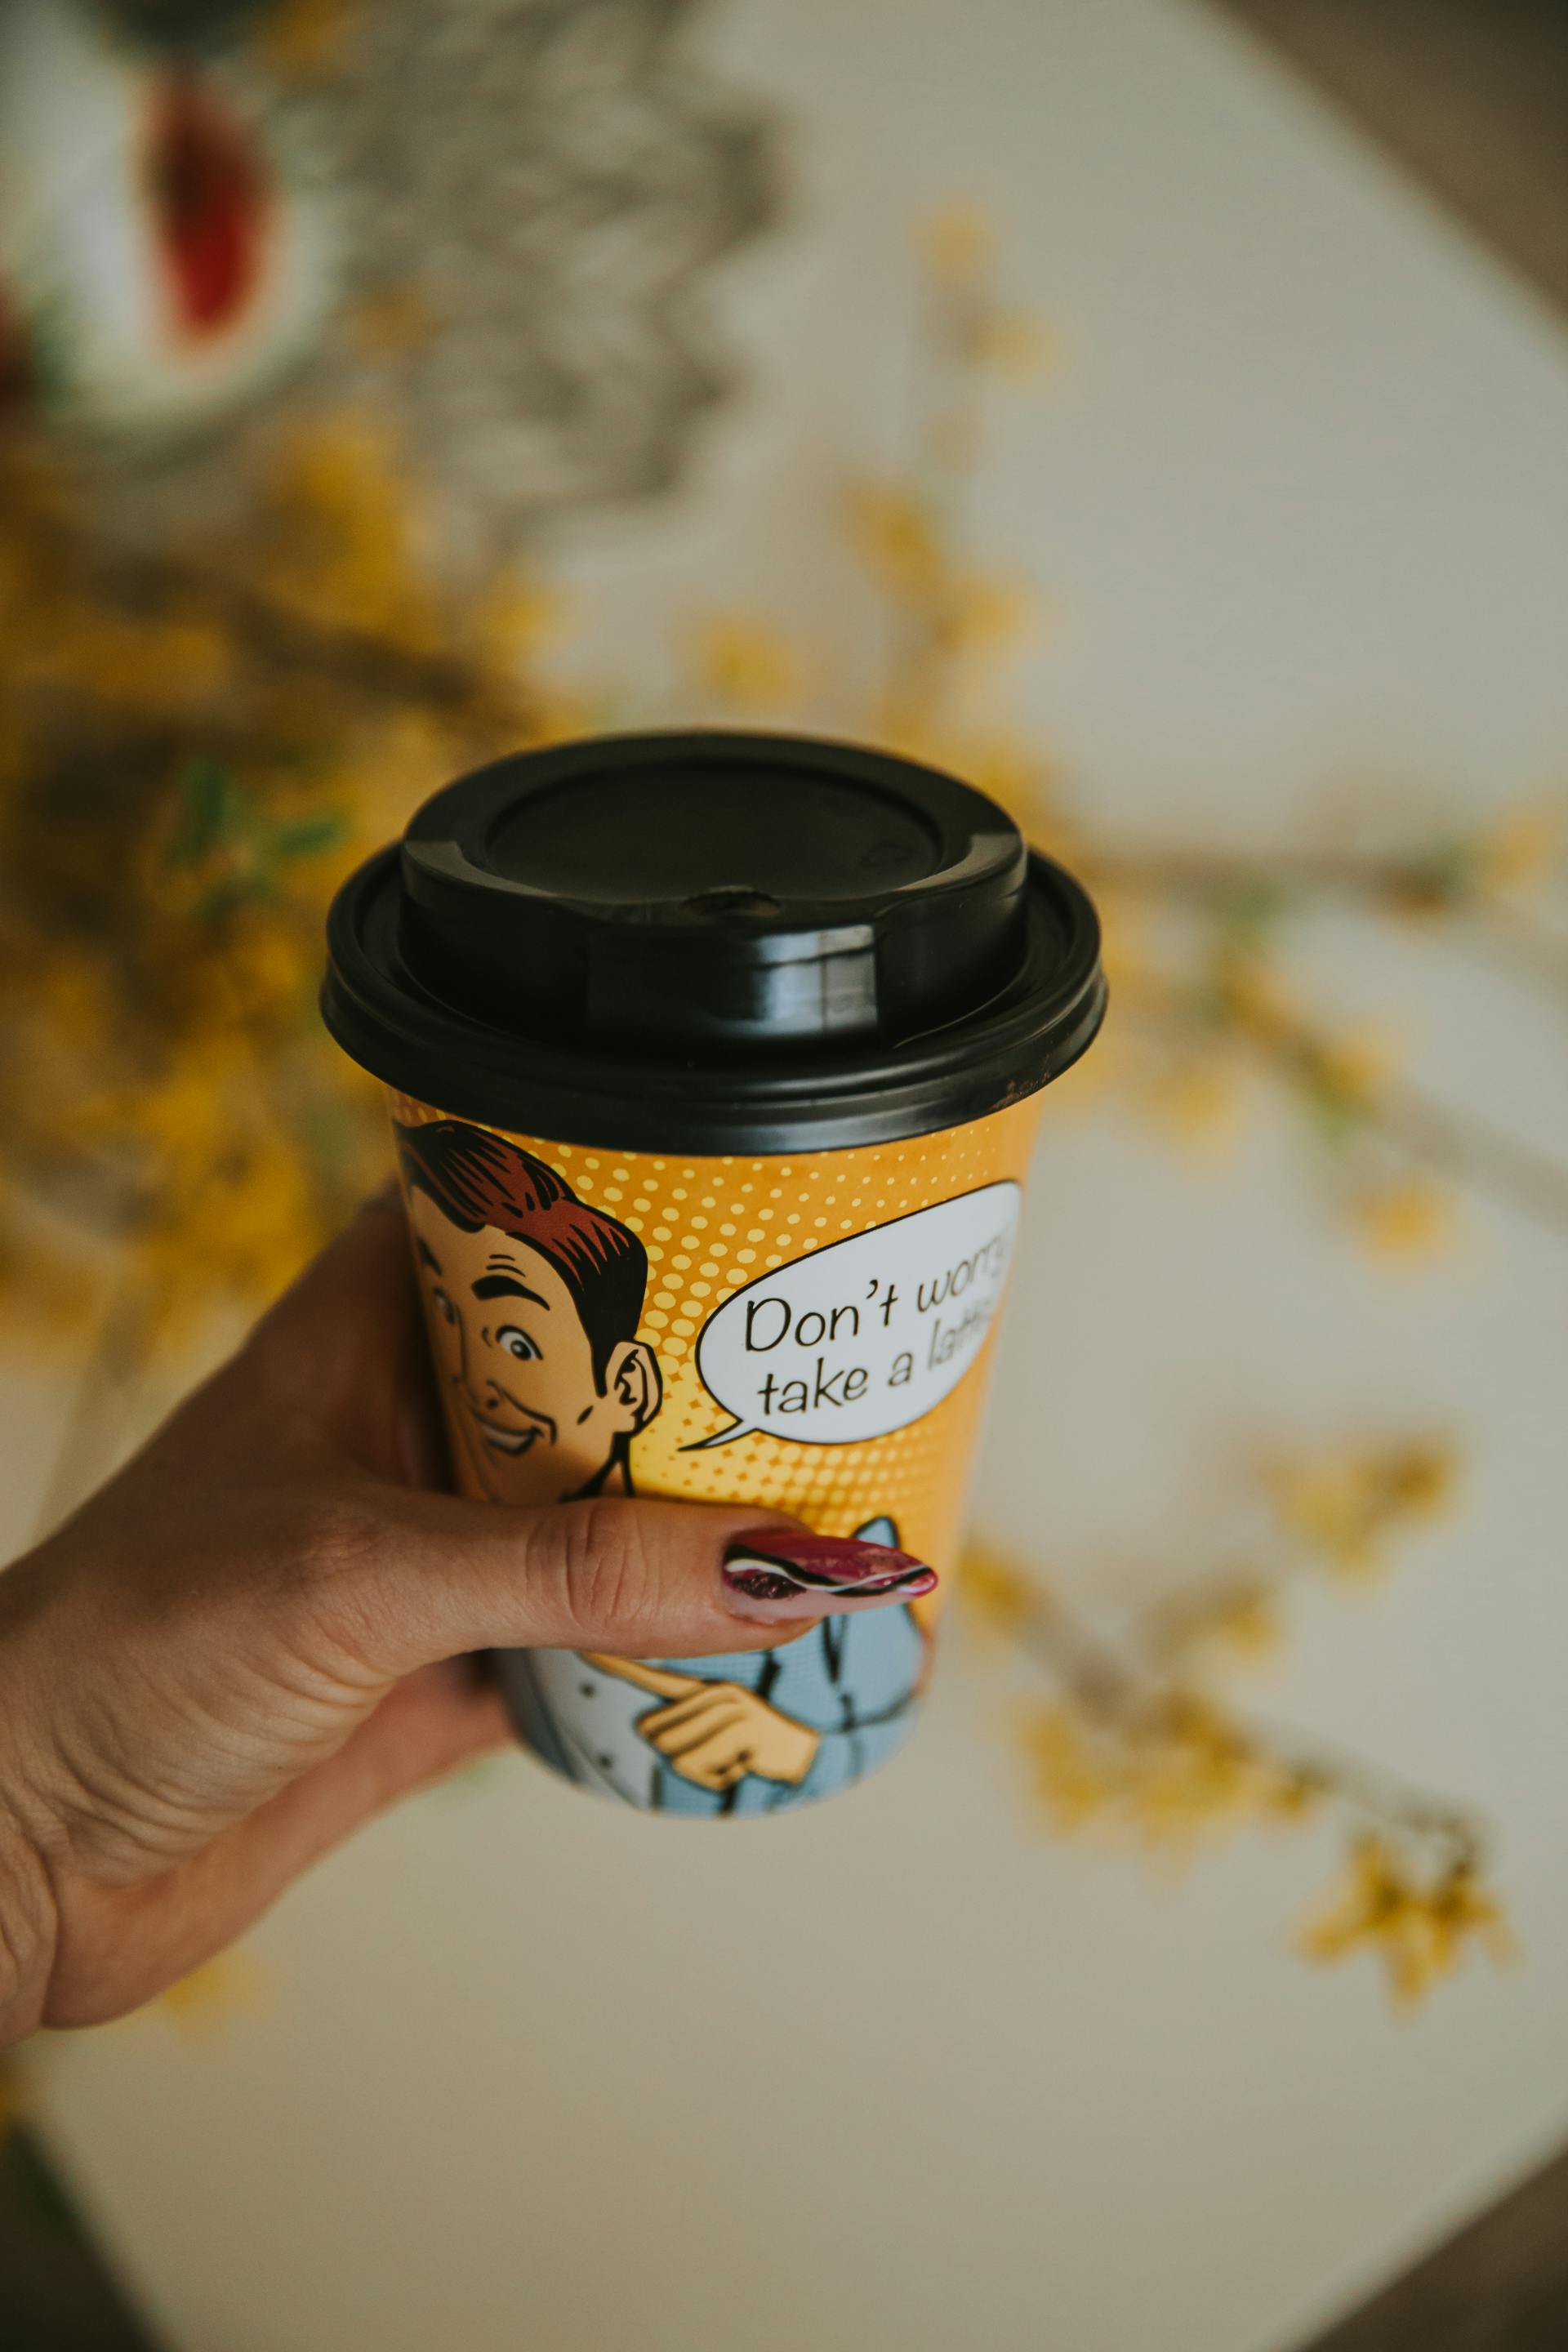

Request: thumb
left=314, top=1487, right=825, bottom=1678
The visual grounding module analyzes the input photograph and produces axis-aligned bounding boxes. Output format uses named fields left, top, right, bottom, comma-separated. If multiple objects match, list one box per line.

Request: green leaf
left=270, top=812, right=347, bottom=863
left=1299, top=1076, right=1364, bottom=1152
left=1204, top=873, right=1290, bottom=942
left=167, top=760, right=240, bottom=869
left=191, top=874, right=274, bottom=924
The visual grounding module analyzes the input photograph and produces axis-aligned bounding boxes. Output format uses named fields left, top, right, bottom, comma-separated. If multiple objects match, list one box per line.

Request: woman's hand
left=0, top=1195, right=811, bottom=2046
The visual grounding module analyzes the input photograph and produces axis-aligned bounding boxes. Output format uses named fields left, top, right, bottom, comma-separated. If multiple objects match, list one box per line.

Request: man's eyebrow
left=416, top=1238, right=442, bottom=1274
left=472, top=1272, right=550, bottom=1309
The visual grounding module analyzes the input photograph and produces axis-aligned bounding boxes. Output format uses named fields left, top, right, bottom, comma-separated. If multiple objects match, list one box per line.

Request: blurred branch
left=1362, top=1062, right=1568, bottom=1237
left=17, top=498, right=534, bottom=732
left=965, top=1471, right=1508, bottom=2005
left=1014, top=1585, right=1483, bottom=1867
left=1092, top=844, right=1568, bottom=1002
left=1130, top=987, right=1568, bottom=1239
left=860, top=212, right=1568, bottom=1256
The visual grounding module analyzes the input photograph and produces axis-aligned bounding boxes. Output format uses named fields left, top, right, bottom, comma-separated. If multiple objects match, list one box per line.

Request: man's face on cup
left=407, top=1187, right=661, bottom=1508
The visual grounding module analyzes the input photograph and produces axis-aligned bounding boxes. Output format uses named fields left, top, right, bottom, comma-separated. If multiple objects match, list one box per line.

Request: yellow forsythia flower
left=1300, top=1839, right=1510, bottom=2008
left=961, top=1542, right=1040, bottom=1637
left=844, top=487, right=946, bottom=604
left=1300, top=1838, right=1439, bottom=2005
left=1021, top=1694, right=1311, bottom=1855
left=256, top=0, right=362, bottom=77
left=257, top=416, right=440, bottom=653
left=1183, top=1583, right=1284, bottom=1668
left=476, top=577, right=569, bottom=676
left=1425, top=1866, right=1517, bottom=1976
left=1022, top=1707, right=1119, bottom=1833
left=918, top=198, right=996, bottom=285
left=939, top=577, right=1041, bottom=662
left=1267, top=1439, right=1459, bottom=1578
left=968, top=311, right=1057, bottom=379
left=151, top=1949, right=275, bottom=2042
left=1143, top=1057, right=1245, bottom=1155
left=1351, top=1180, right=1456, bottom=1264
left=1312, top=1027, right=1396, bottom=1111
left=1212, top=948, right=1302, bottom=1049
left=1476, top=801, right=1563, bottom=893
left=1091, top=893, right=1154, bottom=1001
left=1129, top=1697, right=1300, bottom=1853
left=28, top=613, right=234, bottom=716
left=688, top=615, right=804, bottom=710
left=1374, top=1441, right=1459, bottom=1525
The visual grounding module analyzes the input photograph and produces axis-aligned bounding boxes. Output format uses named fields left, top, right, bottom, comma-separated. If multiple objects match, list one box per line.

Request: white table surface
left=10, top=2, right=1568, bottom=2347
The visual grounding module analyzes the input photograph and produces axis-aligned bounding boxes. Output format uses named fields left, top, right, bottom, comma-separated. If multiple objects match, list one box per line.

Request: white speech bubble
left=683, top=1180, right=1022, bottom=1449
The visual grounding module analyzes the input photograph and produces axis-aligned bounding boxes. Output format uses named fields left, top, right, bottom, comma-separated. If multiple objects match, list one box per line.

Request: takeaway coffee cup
left=323, top=731, right=1104, bottom=1815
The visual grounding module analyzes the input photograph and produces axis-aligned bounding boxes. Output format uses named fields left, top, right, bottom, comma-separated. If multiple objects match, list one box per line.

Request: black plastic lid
left=322, top=730, right=1106, bottom=1154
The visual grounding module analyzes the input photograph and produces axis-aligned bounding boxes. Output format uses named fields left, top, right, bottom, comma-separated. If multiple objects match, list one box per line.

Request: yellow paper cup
left=325, top=733, right=1104, bottom=1815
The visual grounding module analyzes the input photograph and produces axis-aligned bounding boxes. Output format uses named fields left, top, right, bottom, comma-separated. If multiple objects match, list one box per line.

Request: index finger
left=636, top=1686, right=743, bottom=1740
left=577, top=1655, right=706, bottom=1701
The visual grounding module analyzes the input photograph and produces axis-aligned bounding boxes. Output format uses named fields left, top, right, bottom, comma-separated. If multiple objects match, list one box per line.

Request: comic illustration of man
left=395, top=1120, right=927, bottom=1813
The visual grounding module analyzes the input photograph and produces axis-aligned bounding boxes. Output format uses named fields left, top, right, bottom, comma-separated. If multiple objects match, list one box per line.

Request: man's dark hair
left=394, top=1120, right=648, bottom=1390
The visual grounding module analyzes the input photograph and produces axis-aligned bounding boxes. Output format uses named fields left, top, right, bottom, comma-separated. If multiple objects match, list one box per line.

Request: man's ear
left=607, top=1339, right=663, bottom=1434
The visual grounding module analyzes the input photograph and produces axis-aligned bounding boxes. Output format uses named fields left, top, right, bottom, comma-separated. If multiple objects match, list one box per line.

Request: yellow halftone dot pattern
left=385, top=1090, right=1045, bottom=1608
